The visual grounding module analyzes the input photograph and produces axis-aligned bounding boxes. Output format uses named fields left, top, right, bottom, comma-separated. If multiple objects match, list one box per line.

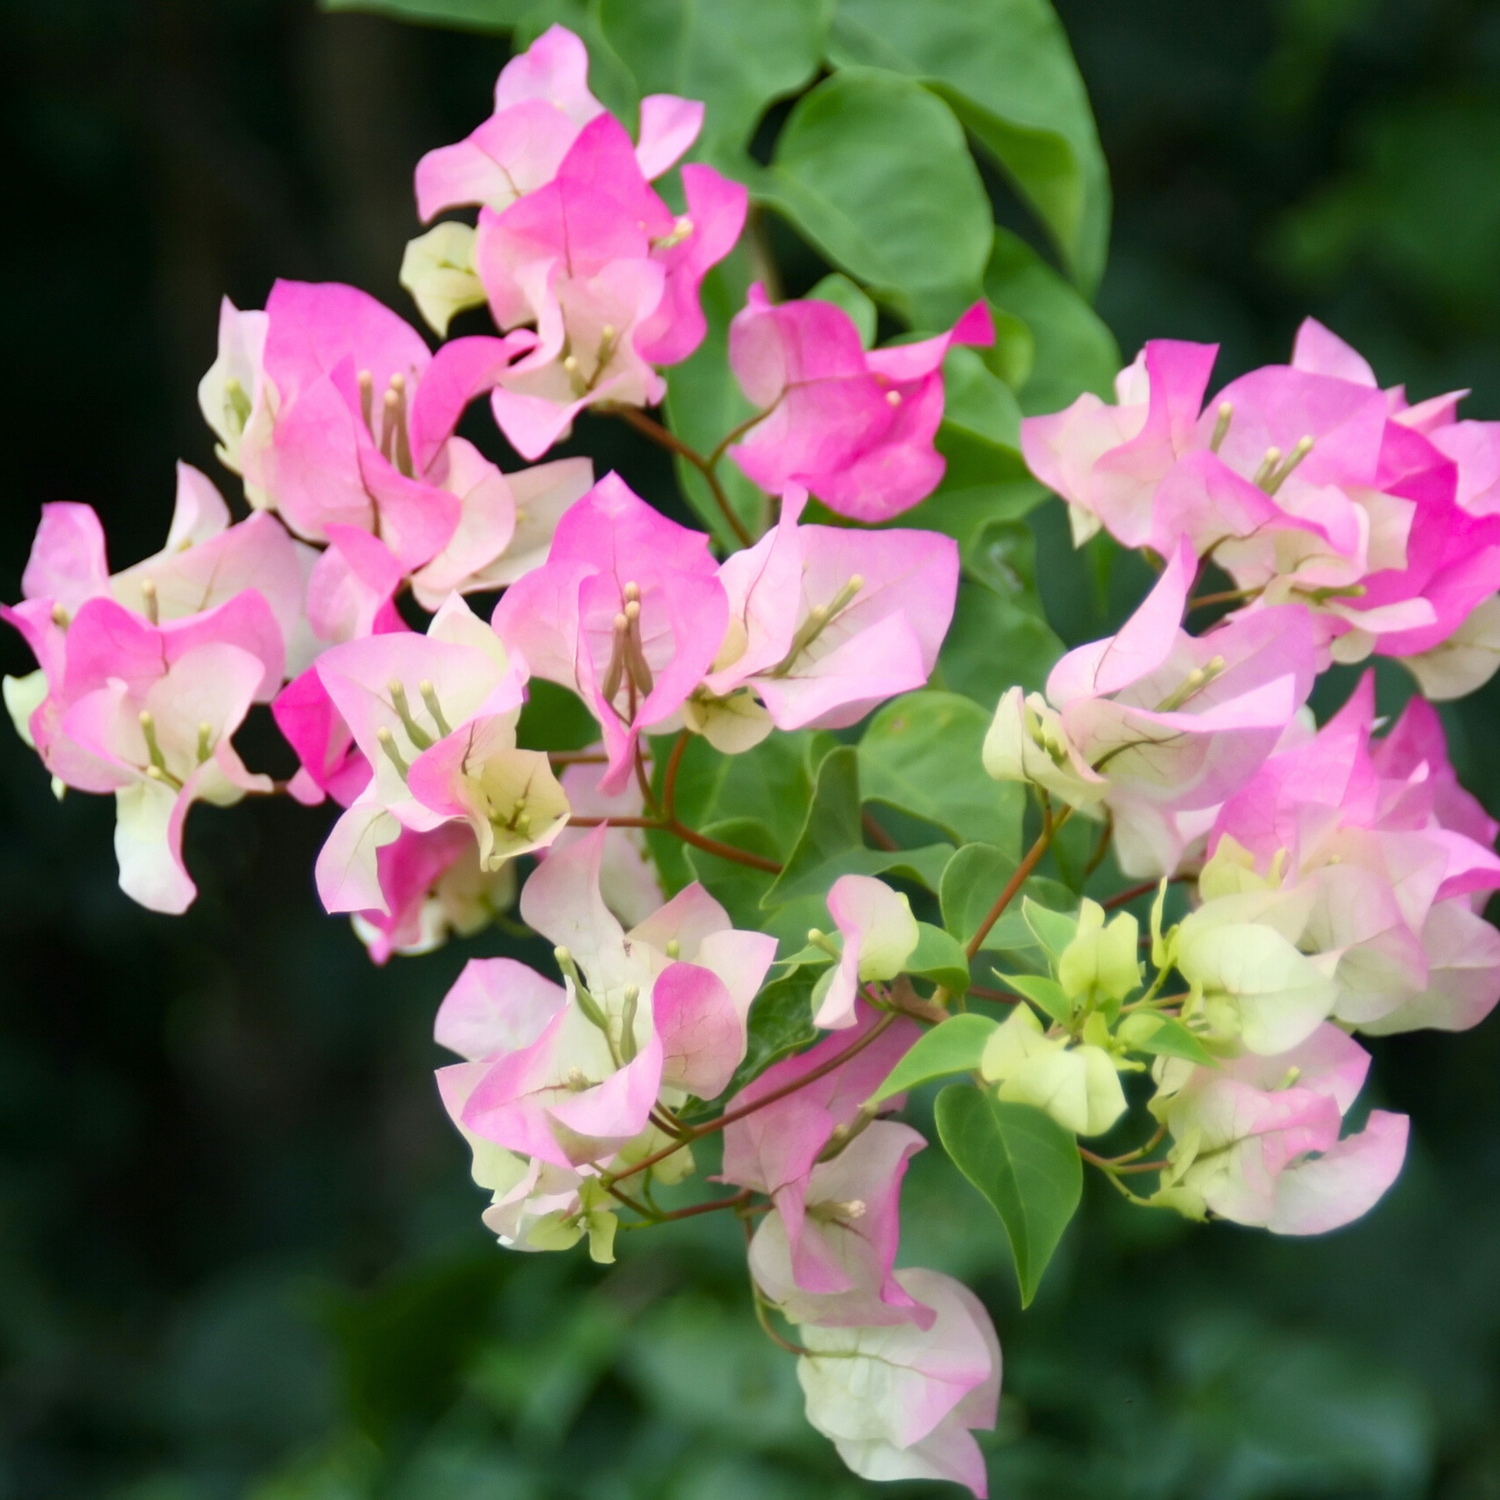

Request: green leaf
left=827, top=0, right=1111, bottom=294
left=599, top=0, right=830, bottom=172
left=859, top=690, right=1023, bottom=857
left=904, top=922, right=972, bottom=996
left=807, top=272, right=878, bottom=348
left=997, top=972, right=1072, bottom=1024
left=964, top=517, right=1042, bottom=600
left=985, top=227, right=1120, bottom=415
left=321, top=0, right=529, bottom=29
left=661, top=252, right=769, bottom=549
left=759, top=69, right=993, bottom=329
left=934, top=1086, right=1081, bottom=1305
left=936, top=576, right=1064, bottom=709
left=1118, top=1014, right=1216, bottom=1066
left=680, top=816, right=782, bottom=929
left=866, top=1014, right=999, bottom=1106
left=940, top=843, right=1017, bottom=949
left=893, top=466, right=1046, bottom=564
left=723, top=974, right=818, bottom=1098
left=648, top=728, right=824, bottom=892
left=515, top=680, right=600, bottom=753
left=763, top=746, right=953, bottom=906
left=942, top=346, right=1025, bottom=456
left=1022, top=896, right=1078, bottom=959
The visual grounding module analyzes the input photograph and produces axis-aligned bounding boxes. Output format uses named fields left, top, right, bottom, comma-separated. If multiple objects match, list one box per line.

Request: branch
left=605, top=404, right=754, bottom=547
left=605, top=1011, right=899, bottom=1188
left=648, top=1188, right=753, bottom=1224
left=965, top=805, right=1068, bottom=959
left=662, top=729, right=690, bottom=824
left=566, top=813, right=782, bottom=873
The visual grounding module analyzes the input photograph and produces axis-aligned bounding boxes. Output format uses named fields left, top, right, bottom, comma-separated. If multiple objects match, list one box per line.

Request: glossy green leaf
left=866, top=1014, right=999, bottom=1106
left=725, top=973, right=819, bottom=1097
left=935, top=1086, right=1081, bottom=1305
left=759, top=69, right=993, bottom=329
left=940, top=843, right=1017, bottom=949
left=859, top=690, right=1024, bottom=856
left=828, top=0, right=1111, bottom=294
left=681, top=818, right=828, bottom=957
left=904, top=922, right=973, bottom=996
left=515, top=681, right=600, bottom=753
left=986, top=227, right=1120, bottom=415
left=1023, top=896, right=1078, bottom=959
left=942, top=346, right=1025, bottom=456
left=964, top=517, right=1041, bottom=599
left=1118, top=1013, right=1216, bottom=1066
left=599, top=0, right=829, bottom=172
left=648, top=728, right=825, bottom=891
left=998, top=972, right=1072, bottom=1024
left=807, top=272, right=878, bottom=348
left=321, top=0, right=530, bottom=29
left=893, top=465, right=1045, bottom=565
left=935, top=575, right=1064, bottom=708
left=763, top=746, right=953, bottom=906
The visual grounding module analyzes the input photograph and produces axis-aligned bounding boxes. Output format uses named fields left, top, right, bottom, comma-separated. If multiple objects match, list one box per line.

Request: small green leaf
left=1022, top=896, right=1079, bottom=959
left=321, top=0, right=529, bottom=29
left=516, top=680, right=601, bottom=753
left=1118, top=1013, right=1217, bottom=1066
left=904, top=922, right=972, bottom=996
left=867, top=1014, right=1000, bottom=1106
left=599, top=0, right=830, bottom=173
left=721, top=975, right=818, bottom=1099
left=997, top=972, right=1072, bottom=1024
left=888, top=469, right=1045, bottom=580
left=940, top=843, right=1017, bottom=948
left=763, top=745, right=952, bottom=906
left=859, top=690, right=1024, bottom=857
left=942, top=345, right=1024, bottom=451
left=759, top=69, right=993, bottom=329
left=935, top=576, right=1064, bottom=710
left=682, top=816, right=783, bottom=930
left=774, top=943, right=835, bottom=973
left=807, top=272, right=878, bottom=348
left=935, top=1086, right=1081, bottom=1305
left=662, top=253, right=770, bottom=549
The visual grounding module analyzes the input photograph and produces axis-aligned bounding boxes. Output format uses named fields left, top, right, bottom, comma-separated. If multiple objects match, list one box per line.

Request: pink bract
left=476, top=117, right=746, bottom=458
left=727, top=287, right=994, bottom=521
left=492, top=473, right=729, bottom=793
left=414, top=25, right=704, bottom=222
left=248, top=279, right=524, bottom=570
left=704, top=487, right=959, bottom=734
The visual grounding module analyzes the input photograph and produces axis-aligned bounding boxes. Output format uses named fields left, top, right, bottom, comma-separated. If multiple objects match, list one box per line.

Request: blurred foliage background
left=5, top=2, right=1500, bottom=1497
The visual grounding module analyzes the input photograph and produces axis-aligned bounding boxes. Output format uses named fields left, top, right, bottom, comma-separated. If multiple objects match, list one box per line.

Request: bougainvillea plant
left=10, top=8, right=1500, bottom=1494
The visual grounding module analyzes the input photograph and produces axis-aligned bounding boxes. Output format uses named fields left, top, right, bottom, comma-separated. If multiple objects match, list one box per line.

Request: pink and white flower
left=727, top=287, right=995, bottom=522
left=413, top=25, right=704, bottom=223
left=796, top=1268, right=1001, bottom=1498
left=492, top=473, right=729, bottom=792
left=1153, top=1023, right=1409, bottom=1235
left=692, top=487, right=959, bottom=752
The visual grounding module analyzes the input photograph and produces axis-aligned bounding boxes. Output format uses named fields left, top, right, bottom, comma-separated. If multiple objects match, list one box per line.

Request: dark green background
left=5, top=3, right=1500, bottom=1496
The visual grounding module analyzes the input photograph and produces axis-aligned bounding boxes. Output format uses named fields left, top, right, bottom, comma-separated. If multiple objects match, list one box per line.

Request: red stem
left=965, top=812, right=1060, bottom=959
left=608, top=405, right=754, bottom=547
left=606, top=1011, right=899, bottom=1187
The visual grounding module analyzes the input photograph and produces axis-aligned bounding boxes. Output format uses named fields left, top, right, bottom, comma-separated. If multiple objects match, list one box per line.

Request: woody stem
left=965, top=802, right=1069, bottom=959
left=604, top=1011, right=899, bottom=1188
left=607, top=405, right=754, bottom=548
left=566, top=814, right=783, bottom=874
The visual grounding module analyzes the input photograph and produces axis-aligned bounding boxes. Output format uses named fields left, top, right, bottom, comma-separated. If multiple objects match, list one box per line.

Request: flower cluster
left=7, top=25, right=1500, bottom=1498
